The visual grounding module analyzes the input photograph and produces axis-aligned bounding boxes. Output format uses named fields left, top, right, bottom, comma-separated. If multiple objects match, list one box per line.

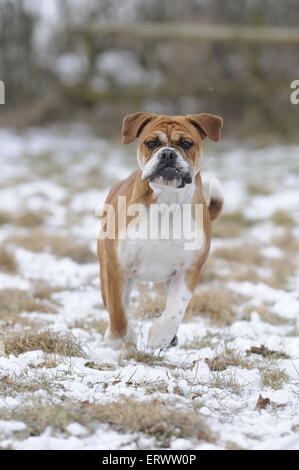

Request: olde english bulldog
left=98, top=112, right=223, bottom=349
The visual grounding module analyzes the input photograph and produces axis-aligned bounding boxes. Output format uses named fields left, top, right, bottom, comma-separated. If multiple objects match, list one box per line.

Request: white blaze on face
left=141, top=146, right=191, bottom=182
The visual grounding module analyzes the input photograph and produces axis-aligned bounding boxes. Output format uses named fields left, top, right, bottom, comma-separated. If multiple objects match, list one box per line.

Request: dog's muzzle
left=142, top=147, right=192, bottom=188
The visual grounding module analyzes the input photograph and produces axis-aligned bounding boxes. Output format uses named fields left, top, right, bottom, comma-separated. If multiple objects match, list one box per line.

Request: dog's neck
left=149, top=181, right=196, bottom=205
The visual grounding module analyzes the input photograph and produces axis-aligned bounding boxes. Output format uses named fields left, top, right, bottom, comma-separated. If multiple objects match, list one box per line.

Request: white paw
left=104, top=324, right=137, bottom=350
left=147, top=318, right=178, bottom=350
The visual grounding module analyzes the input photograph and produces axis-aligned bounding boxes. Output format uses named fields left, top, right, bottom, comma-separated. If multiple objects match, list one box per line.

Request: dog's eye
left=180, top=140, right=193, bottom=149
left=145, top=140, right=157, bottom=149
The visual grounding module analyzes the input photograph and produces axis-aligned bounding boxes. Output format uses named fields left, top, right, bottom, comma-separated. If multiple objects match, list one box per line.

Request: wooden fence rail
left=69, top=22, right=299, bottom=45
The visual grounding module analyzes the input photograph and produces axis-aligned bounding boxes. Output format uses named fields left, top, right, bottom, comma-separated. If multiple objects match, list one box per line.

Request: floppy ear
left=186, top=113, right=223, bottom=141
left=121, top=112, right=157, bottom=144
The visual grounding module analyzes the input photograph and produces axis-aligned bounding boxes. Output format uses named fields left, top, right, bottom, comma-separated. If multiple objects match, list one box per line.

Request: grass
left=246, top=344, right=290, bottom=360
left=0, top=370, right=60, bottom=397
left=242, top=304, right=293, bottom=325
left=208, top=372, right=242, bottom=395
left=4, top=330, right=85, bottom=357
left=183, top=332, right=219, bottom=350
left=205, top=348, right=254, bottom=372
left=0, top=247, right=18, bottom=273
left=247, top=182, right=273, bottom=195
left=186, top=287, right=245, bottom=326
left=271, top=210, right=295, bottom=227
left=123, top=349, right=165, bottom=366
left=0, top=397, right=214, bottom=447
left=214, top=245, right=262, bottom=265
left=212, top=211, right=256, bottom=238
left=8, top=230, right=95, bottom=264
left=0, top=288, right=57, bottom=321
left=260, top=367, right=289, bottom=390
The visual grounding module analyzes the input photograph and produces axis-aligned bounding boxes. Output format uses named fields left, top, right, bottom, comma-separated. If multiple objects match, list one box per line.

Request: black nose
left=159, top=149, right=177, bottom=165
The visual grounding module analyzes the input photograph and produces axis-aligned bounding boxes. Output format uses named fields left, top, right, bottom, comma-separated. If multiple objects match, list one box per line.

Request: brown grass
left=271, top=210, right=295, bottom=227
left=212, top=211, right=256, bottom=238
left=205, top=348, right=254, bottom=372
left=260, top=367, right=289, bottom=390
left=242, top=304, right=293, bottom=326
left=4, top=330, right=84, bottom=357
left=8, top=230, right=95, bottom=264
left=131, top=282, right=166, bottom=319
left=183, top=331, right=219, bottom=350
left=247, top=183, right=273, bottom=195
left=0, top=396, right=213, bottom=446
left=0, top=371, right=59, bottom=397
left=186, top=287, right=246, bottom=325
left=0, top=247, right=17, bottom=273
left=0, top=288, right=56, bottom=320
left=213, top=245, right=262, bottom=265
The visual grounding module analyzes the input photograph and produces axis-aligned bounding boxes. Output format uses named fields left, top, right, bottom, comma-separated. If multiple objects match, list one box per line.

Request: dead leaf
left=255, top=394, right=271, bottom=411
left=246, top=344, right=289, bottom=359
left=255, top=394, right=287, bottom=411
left=271, top=401, right=287, bottom=410
left=204, top=356, right=227, bottom=371
left=84, top=361, right=115, bottom=371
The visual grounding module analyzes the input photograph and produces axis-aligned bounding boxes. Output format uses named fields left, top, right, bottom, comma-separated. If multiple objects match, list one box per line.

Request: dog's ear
left=122, top=112, right=157, bottom=144
left=186, top=113, right=223, bottom=142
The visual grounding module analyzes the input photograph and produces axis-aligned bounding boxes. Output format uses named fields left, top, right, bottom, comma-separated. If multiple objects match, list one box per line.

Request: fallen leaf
left=204, top=356, right=227, bottom=371
left=246, top=344, right=289, bottom=359
left=255, top=394, right=287, bottom=411
left=255, top=394, right=271, bottom=411
left=271, top=401, right=287, bottom=410
left=84, top=361, right=116, bottom=371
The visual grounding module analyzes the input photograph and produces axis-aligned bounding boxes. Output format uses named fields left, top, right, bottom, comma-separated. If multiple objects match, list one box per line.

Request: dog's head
left=121, top=112, right=223, bottom=188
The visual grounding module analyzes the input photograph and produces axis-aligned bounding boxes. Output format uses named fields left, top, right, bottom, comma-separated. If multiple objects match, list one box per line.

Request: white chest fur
left=118, top=183, right=205, bottom=282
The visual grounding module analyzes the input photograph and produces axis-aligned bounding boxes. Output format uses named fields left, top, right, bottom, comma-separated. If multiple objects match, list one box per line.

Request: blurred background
left=1, top=0, right=299, bottom=141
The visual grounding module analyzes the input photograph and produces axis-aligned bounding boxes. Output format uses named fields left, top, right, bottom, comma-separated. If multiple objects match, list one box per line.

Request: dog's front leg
left=147, top=272, right=192, bottom=349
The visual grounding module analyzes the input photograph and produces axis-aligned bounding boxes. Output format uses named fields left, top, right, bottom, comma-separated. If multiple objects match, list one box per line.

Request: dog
left=98, top=112, right=223, bottom=349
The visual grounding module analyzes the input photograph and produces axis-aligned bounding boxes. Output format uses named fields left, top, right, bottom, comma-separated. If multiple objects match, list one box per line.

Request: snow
left=0, top=127, right=299, bottom=450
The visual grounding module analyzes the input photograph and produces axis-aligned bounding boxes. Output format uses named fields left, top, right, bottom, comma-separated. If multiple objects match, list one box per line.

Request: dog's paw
left=104, top=324, right=137, bottom=350
left=147, top=318, right=178, bottom=350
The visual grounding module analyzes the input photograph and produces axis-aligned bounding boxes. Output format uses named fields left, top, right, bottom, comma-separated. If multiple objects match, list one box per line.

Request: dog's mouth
left=146, top=166, right=192, bottom=188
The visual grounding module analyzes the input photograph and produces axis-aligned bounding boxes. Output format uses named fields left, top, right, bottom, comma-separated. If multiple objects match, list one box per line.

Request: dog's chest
left=118, top=186, right=200, bottom=282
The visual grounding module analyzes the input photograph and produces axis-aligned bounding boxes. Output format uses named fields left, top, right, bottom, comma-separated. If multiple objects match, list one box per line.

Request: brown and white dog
left=98, top=112, right=223, bottom=349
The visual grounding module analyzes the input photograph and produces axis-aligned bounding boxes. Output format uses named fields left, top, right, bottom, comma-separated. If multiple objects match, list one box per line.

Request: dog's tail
left=203, top=176, right=224, bottom=222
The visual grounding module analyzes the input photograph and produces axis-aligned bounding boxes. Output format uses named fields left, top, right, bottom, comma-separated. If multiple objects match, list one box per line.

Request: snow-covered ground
left=0, top=126, right=299, bottom=450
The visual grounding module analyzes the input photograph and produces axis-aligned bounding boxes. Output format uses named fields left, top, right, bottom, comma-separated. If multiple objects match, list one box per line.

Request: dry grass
left=260, top=367, right=289, bottom=390
left=205, top=348, right=254, bottom=372
left=183, top=332, right=219, bottom=350
left=4, top=330, right=84, bottom=357
left=186, top=287, right=246, bottom=326
left=131, top=282, right=166, bottom=319
left=242, top=304, right=293, bottom=326
left=70, top=318, right=108, bottom=335
left=0, top=371, right=59, bottom=397
left=0, top=288, right=56, bottom=321
left=214, top=245, right=262, bottom=265
left=247, top=183, right=273, bottom=195
left=0, top=210, right=46, bottom=227
left=271, top=210, right=295, bottom=227
left=213, top=211, right=256, bottom=238
left=0, top=211, right=12, bottom=225
left=0, top=247, right=17, bottom=273
left=208, top=372, right=241, bottom=395
left=0, top=396, right=213, bottom=446
left=8, top=230, right=95, bottom=264
left=123, top=349, right=165, bottom=367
